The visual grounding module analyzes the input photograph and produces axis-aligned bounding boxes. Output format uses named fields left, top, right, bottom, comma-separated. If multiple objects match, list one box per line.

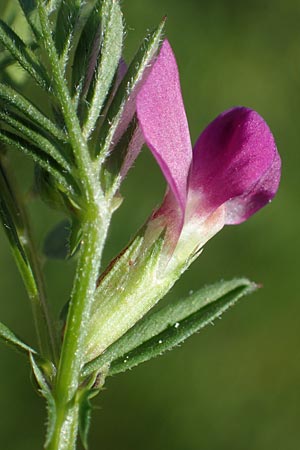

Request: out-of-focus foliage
left=0, top=0, right=299, bottom=449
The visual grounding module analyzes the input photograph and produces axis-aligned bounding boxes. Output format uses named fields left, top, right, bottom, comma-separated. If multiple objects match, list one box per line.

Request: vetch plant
left=0, top=1, right=281, bottom=449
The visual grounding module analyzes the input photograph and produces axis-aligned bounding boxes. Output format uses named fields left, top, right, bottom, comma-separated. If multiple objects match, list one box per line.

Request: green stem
left=47, top=211, right=109, bottom=450
left=37, top=5, right=111, bottom=447
left=37, top=3, right=98, bottom=200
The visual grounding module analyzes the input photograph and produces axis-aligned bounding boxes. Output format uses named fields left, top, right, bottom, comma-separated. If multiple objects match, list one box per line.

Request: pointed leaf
left=96, top=18, right=165, bottom=160
left=101, top=116, right=142, bottom=193
left=0, top=160, right=39, bottom=299
left=78, top=390, right=92, bottom=450
left=111, top=279, right=257, bottom=375
left=71, top=3, right=102, bottom=102
left=54, top=0, right=82, bottom=67
left=78, top=366, right=109, bottom=449
left=30, top=353, right=56, bottom=447
left=0, top=19, right=50, bottom=89
left=82, top=0, right=123, bottom=139
left=0, top=84, right=67, bottom=142
left=82, top=279, right=257, bottom=377
left=0, top=110, right=71, bottom=172
left=0, top=130, right=76, bottom=194
left=0, top=320, right=37, bottom=355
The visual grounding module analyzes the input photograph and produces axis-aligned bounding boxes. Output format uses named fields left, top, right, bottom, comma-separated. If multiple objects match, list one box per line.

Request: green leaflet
left=82, top=279, right=257, bottom=377
left=54, top=0, right=82, bottom=66
left=29, top=354, right=56, bottom=447
left=101, top=115, right=140, bottom=194
left=0, top=320, right=37, bottom=355
left=82, top=0, right=123, bottom=139
left=0, top=154, right=58, bottom=361
left=0, top=130, right=76, bottom=195
left=78, top=389, right=93, bottom=450
left=0, top=110, right=71, bottom=172
left=96, top=18, right=165, bottom=161
left=77, top=366, right=109, bottom=449
left=0, top=19, right=50, bottom=89
left=71, top=3, right=102, bottom=102
left=0, top=83, right=66, bottom=142
left=0, top=160, right=40, bottom=302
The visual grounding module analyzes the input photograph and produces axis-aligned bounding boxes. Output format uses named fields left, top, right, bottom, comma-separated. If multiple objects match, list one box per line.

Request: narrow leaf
left=0, top=110, right=71, bottom=172
left=78, top=391, right=92, bottom=450
left=30, top=353, right=56, bottom=447
left=0, top=130, right=75, bottom=194
left=54, top=0, right=82, bottom=66
left=0, top=320, right=37, bottom=355
left=101, top=115, right=143, bottom=194
left=78, top=366, right=109, bottom=449
left=82, top=279, right=257, bottom=377
left=0, top=160, right=38, bottom=299
left=0, top=19, right=50, bottom=89
left=96, top=18, right=165, bottom=160
left=0, top=158, right=58, bottom=361
left=0, top=84, right=67, bottom=142
left=82, top=0, right=123, bottom=139
left=71, top=2, right=101, bottom=104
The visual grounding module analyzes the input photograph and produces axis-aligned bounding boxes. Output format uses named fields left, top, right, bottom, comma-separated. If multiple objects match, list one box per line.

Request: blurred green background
left=0, top=0, right=299, bottom=449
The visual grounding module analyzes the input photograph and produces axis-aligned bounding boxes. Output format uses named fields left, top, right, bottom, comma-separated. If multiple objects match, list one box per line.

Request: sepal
left=85, top=231, right=168, bottom=360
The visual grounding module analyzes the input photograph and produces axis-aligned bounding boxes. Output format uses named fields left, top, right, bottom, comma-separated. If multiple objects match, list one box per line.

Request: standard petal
left=189, top=107, right=280, bottom=218
left=136, top=40, right=193, bottom=215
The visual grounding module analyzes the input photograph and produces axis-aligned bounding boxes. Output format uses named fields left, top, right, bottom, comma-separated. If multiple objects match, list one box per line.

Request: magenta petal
left=120, top=125, right=144, bottom=180
left=137, top=40, right=193, bottom=215
left=190, top=107, right=280, bottom=220
left=225, top=151, right=281, bottom=224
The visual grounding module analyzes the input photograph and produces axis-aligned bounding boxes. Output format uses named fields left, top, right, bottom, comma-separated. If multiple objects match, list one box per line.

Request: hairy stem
left=37, top=4, right=111, bottom=447
left=37, top=2, right=100, bottom=202
left=47, top=209, right=109, bottom=450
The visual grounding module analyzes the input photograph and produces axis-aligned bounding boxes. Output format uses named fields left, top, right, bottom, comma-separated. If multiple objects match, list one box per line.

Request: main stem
left=47, top=210, right=109, bottom=450
left=37, top=5, right=111, bottom=448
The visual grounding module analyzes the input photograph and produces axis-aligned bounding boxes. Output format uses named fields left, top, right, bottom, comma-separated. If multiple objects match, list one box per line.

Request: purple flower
left=85, top=41, right=281, bottom=360
left=136, top=40, right=281, bottom=255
